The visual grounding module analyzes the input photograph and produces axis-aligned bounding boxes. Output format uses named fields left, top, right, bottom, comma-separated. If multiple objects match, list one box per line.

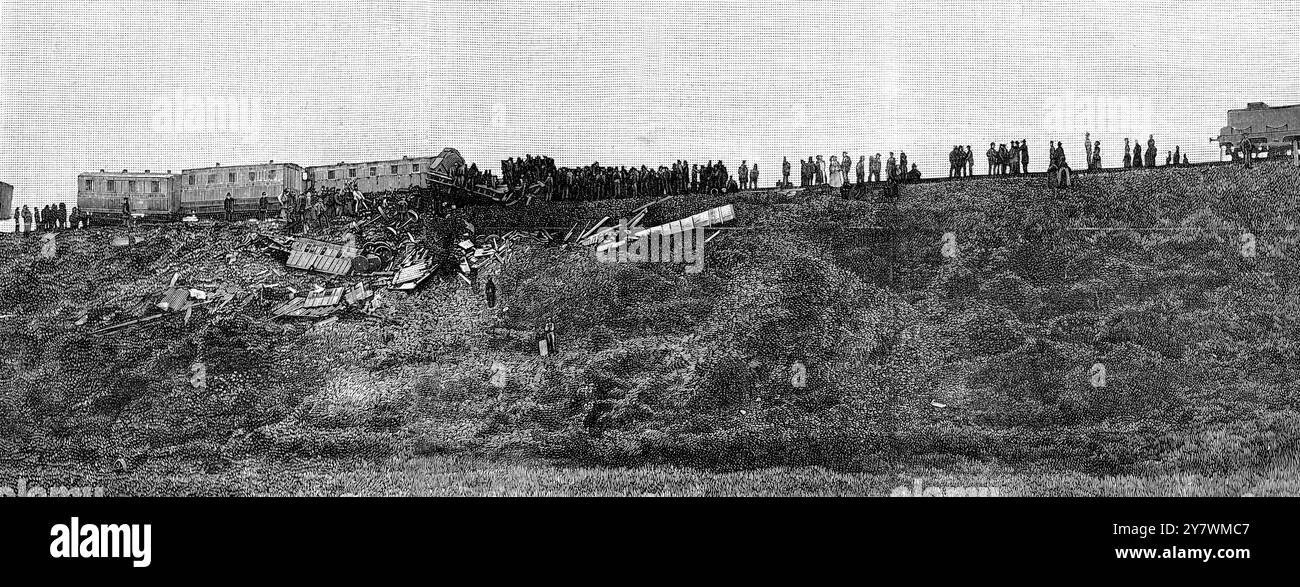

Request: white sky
left=2, top=0, right=1298, bottom=217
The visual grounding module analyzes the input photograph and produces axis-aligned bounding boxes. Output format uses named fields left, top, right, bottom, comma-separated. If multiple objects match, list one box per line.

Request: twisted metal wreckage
left=80, top=167, right=739, bottom=335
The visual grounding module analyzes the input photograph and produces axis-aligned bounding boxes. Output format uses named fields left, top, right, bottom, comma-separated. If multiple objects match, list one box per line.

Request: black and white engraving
left=1, top=1, right=1298, bottom=501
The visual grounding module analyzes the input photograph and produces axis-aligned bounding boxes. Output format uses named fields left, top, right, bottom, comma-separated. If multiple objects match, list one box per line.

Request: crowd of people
left=984, top=141, right=1030, bottom=175
left=1122, top=135, right=1189, bottom=168
left=500, top=155, right=740, bottom=201
left=12, top=202, right=87, bottom=234
left=797, top=152, right=915, bottom=187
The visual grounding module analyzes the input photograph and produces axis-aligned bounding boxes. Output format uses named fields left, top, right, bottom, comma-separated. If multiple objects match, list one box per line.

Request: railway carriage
left=1216, top=102, right=1300, bottom=164
left=76, top=170, right=181, bottom=222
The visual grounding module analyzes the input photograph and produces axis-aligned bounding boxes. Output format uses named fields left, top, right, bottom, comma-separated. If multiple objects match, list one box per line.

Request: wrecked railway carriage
left=75, top=148, right=465, bottom=222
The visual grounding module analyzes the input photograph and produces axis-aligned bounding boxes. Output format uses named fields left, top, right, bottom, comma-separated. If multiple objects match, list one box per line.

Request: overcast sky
left=2, top=0, right=1297, bottom=218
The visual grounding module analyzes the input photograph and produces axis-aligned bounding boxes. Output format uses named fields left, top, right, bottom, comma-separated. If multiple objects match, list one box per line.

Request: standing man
left=258, top=192, right=270, bottom=221
left=738, top=160, right=749, bottom=190
left=842, top=151, right=851, bottom=183
left=886, top=152, right=897, bottom=181
left=750, top=163, right=759, bottom=189
left=782, top=157, right=791, bottom=188
left=121, top=197, right=132, bottom=228
left=1146, top=134, right=1157, bottom=167
left=21, top=205, right=32, bottom=234
left=223, top=193, right=235, bottom=222
left=1020, top=140, right=1029, bottom=175
left=1240, top=133, right=1254, bottom=168
left=898, top=152, right=908, bottom=179
left=1085, top=133, right=1093, bottom=171
left=1092, top=141, right=1102, bottom=170
left=856, top=155, right=866, bottom=185
left=986, top=143, right=997, bottom=175
left=967, top=146, right=976, bottom=177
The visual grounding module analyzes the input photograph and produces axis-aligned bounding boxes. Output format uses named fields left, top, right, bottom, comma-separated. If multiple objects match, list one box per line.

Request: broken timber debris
left=286, top=237, right=359, bottom=276
left=594, top=203, right=737, bottom=253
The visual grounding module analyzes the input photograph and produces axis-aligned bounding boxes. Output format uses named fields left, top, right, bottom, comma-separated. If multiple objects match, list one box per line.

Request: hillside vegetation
left=2, top=160, right=1298, bottom=489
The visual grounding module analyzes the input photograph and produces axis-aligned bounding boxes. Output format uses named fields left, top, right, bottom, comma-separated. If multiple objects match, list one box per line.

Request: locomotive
left=1215, top=102, right=1300, bottom=163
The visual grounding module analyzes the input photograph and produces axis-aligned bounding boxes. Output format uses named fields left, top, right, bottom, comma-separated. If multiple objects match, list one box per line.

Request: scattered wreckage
left=71, top=183, right=737, bottom=335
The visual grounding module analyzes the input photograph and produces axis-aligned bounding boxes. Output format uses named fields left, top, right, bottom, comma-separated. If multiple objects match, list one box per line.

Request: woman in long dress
left=829, top=156, right=844, bottom=187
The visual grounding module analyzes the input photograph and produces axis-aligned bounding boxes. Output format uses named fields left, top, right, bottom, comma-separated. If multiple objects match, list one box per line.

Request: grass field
left=3, top=456, right=1292, bottom=496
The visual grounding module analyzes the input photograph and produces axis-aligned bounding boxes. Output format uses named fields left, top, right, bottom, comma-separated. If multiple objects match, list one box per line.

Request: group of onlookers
left=796, top=152, right=913, bottom=186
left=502, top=156, right=742, bottom=200
left=12, top=202, right=88, bottom=234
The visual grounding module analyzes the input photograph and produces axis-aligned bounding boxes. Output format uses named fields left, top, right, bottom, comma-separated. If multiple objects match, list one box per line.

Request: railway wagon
left=0, top=181, right=12, bottom=220
left=305, top=148, right=464, bottom=194
left=1216, top=102, right=1300, bottom=164
left=180, top=161, right=304, bottom=218
left=77, top=170, right=181, bottom=221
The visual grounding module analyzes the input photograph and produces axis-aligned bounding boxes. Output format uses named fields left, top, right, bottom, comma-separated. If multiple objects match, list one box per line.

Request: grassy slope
left=2, top=161, right=1299, bottom=494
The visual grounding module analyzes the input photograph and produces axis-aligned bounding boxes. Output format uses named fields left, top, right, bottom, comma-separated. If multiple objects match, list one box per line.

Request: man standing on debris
left=258, top=192, right=270, bottom=221
left=69, top=205, right=80, bottom=230
left=856, top=155, right=866, bottom=185
left=782, top=157, right=790, bottom=187
left=21, top=205, right=32, bottom=234
left=312, top=197, right=326, bottom=229
left=750, top=162, right=759, bottom=189
left=738, top=160, right=748, bottom=190
left=120, top=197, right=131, bottom=228
left=886, top=152, right=897, bottom=182
left=1146, top=134, right=1157, bottom=167
left=223, top=193, right=235, bottom=222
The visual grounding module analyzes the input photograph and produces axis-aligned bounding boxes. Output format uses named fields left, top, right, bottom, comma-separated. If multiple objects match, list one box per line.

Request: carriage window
left=228, top=172, right=236, bottom=183
left=328, top=170, right=337, bottom=180
left=188, top=175, right=195, bottom=185
left=249, top=172, right=257, bottom=181
left=268, top=169, right=277, bottom=179
left=85, top=179, right=93, bottom=191
left=411, top=164, right=420, bottom=173
left=208, top=174, right=216, bottom=184
left=128, top=180, right=137, bottom=193
left=106, top=180, right=115, bottom=192
left=369, top=167, right=377, bottom=176
left=151, top=181, right=160, bottom=193
left=349, top=168, right=357, bottom=178
left=390, top=165, right=399, bottom=174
